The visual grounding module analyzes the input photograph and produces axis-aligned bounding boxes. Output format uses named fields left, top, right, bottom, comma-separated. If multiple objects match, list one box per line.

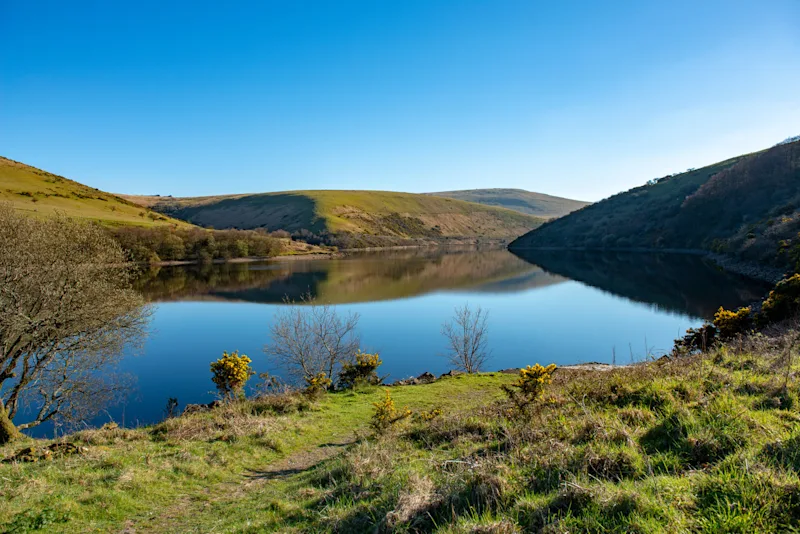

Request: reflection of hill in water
left=511, top=249, right=771, bottom=319
left=136, top=248, right=566, bottom=304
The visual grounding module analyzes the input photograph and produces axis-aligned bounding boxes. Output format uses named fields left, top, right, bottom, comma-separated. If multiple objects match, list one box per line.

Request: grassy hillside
left=125, top=190, right=545, bottom=244
left=3, top=331, right=800, bottom=532
left=0, top=156, right=189, bottom=227
left=510, top=139, right=800, bottom=270
left=428, top=188, right=589, bottom=218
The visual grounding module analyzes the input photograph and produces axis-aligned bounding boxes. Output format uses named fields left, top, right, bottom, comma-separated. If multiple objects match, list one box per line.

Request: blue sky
left=1, top=1, right=798, bottom=201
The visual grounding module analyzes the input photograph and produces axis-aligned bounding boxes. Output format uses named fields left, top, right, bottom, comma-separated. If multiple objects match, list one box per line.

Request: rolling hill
left=427, top=188, right=588, bottom=218
left=509, top=138, right=800, bottom=271
left=124, top=190, right=545, bottom=246
left=0, top=156, right=188, bottom=227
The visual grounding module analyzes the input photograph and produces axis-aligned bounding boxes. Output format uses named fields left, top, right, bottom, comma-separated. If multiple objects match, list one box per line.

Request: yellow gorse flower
left=370, top=389, right=411, bottom=432
left=210, top=351, right=254, bottom=397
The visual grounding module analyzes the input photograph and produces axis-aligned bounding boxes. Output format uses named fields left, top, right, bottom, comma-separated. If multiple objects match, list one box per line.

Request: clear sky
left=1, top=1, right=798, bottom=202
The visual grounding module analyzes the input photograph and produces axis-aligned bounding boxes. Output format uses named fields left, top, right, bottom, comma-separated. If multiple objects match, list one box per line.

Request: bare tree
left=264, top=293, right=360, bottom=384
left=441, top=304, right=491, bottom=373
left=0, top=204, right=149, bottom=443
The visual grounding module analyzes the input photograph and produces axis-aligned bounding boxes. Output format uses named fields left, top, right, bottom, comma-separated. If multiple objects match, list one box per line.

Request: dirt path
left=135, top=435, right=356, bottom=533
left=242, top=437, right=355, bottom=484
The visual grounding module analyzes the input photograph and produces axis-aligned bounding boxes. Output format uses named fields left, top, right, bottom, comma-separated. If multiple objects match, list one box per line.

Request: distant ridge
left=427, top=188, right=589, bottom=218
left=124, top=189, right=546, bottom=248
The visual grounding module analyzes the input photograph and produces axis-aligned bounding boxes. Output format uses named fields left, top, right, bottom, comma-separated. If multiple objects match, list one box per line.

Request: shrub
left=304, top=372, right=332, bottom=398
left=713, top=306, right=752, bottom=340
left=414, top=408, right=443, bottom=423
left=761, top=274, right=800, bottom=323
left=370, top=389, right=411, bottom=433
left=673, top=323, right=718, bottom=354
left=338, top=350, right=384, bottom=390
left=501, top=363, right=557, bottom=410
left=210, top=351, right=254, bottom=399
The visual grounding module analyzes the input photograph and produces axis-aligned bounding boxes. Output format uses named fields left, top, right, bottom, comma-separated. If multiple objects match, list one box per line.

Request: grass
left=126, top=189, right=545, bottom=240
left=0, top=156, right=191, bottom=228
left=0, top=373, right=515, bottom=533
left=4, top=331, right=800, bottom=532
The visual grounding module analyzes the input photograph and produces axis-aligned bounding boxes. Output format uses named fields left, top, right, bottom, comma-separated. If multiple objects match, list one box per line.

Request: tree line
left=110, top=226, right=284, bottom=264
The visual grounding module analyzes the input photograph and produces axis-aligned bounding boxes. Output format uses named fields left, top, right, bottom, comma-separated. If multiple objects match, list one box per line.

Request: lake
left=24, top=247, right=771, bottom=435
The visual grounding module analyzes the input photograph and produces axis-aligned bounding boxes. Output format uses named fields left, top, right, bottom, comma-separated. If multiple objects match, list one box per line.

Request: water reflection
left=510, top=249, right=770, bottom=319
left=136, top=247, right=769, bottom=318
left=135, top=247, right=567, bottom=304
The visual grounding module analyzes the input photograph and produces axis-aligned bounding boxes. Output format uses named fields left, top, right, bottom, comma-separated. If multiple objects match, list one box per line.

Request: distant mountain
left=427, top=188, right=589, bottom=218
left=510, top=139, right=800, bottom=271
left=0, top=156, right=189, bottom=227
left=124, top=190, right=545, bottom=248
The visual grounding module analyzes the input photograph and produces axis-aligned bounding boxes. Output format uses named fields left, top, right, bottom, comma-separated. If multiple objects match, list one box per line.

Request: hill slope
left=0, top=156, right=188, bottom=227
left=126, top=190, right=545, bottom=245
left=510, top=139, right=800, bottom=270
left=427, top=188, right=588, bottom=218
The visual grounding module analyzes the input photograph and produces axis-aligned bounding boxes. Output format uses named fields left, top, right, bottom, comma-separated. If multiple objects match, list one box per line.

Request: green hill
left=510, top=139, right=800, bottom=270
left=428, top=188, right=589, bottom=218
left=0, top=156, right=189, bottom=227
left=126, top=190, right=545, bottom=247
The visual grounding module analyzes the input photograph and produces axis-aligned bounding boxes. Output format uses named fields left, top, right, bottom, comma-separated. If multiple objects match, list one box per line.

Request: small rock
left=416, top=372, right=436, bottom=384
left=47, top=442, right=88, bottom=457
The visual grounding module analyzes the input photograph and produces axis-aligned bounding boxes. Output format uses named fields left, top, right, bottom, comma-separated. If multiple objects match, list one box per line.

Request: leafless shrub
left=0, top=204, right=150, bottom=443
left=441, top=304, right=491, bottom=373
left=264, top=293, right=360, bottom=384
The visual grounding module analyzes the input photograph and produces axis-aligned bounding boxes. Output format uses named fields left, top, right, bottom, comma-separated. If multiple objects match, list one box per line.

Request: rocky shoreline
left=705, top=253, right=786, bottom=284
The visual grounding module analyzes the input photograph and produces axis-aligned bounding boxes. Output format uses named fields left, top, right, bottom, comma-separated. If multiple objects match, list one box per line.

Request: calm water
left=24, top=247, right=770, bottom=435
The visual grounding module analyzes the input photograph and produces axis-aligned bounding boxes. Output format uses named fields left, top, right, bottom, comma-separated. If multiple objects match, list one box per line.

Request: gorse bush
left=304, top=373, right=332, bottom=398
left=413, top=407, right=443, bottom=423
left=501, top=363, right=557, bottom=410
left=337, top=351, right=384, bottom=390
left=714, top=306, right=752, bottom=339
left=675, top=273, right=800, bottom=356
left=370, top=389, right=411, bottom=433
left=761, top=274, right=800, bottom=323
left=210, top=351, right=254, bottom=399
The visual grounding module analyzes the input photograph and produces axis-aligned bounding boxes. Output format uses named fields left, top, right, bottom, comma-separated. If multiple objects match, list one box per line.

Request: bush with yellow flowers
left=761, top=274, right=800, bottom=323
left=210, top=351, right=254, bottom=399
left=338, top=350, right=384, bottom=390
left=370, top=389, right=411, bottom=433
left=713, top=306, right=752, bottom=339
left=413, top=407, right=443, bottom=423
left=304, top=372, right=333, bottom=398
left=502, top=363, right=557, bottom=411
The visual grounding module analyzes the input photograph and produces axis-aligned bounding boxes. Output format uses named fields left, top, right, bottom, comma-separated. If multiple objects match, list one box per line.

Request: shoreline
left=146, top=251, right=341, bottom=267
left=142, top=239, right=512, bottom=267
left=143, top=245, right=789, bottom=285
